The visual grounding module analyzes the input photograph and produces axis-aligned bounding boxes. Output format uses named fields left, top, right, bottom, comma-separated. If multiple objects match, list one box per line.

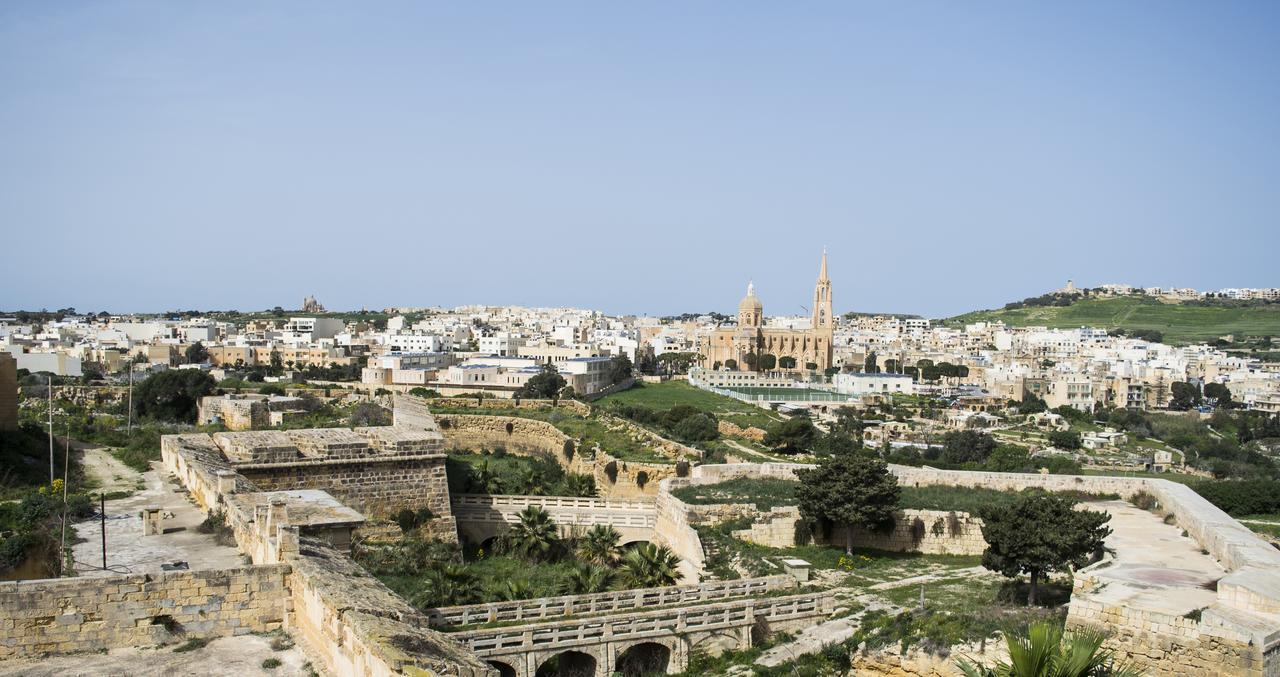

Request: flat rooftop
left=226, top=490, right=365, bottom=529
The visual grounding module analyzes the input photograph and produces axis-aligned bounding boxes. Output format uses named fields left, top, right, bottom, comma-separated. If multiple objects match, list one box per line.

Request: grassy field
left=946, top=296, right=1280, bottom=345
left=672, top=478, right=1118, bottom=515
left=598, top=380, right=780, bottom=428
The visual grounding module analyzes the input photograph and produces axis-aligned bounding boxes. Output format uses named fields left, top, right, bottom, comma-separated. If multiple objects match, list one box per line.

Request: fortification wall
left=686, top=462, right=1280, bottom=677
left=160, top=431, right=493, bottom=676
left=237, top=456, right=451, bottom=522
left=730, top=505, right=986, bottom=556
left=437, top=413, right=681, bottom=498
left=654, top=479, right=707, bottom=583
left=0, top=565, right=290, bottom=659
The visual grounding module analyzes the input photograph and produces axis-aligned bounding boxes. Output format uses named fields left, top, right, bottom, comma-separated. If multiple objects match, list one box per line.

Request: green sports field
left=722, top=386, right=856, bottom=402
left=946, top=297, right=1280, bottom=345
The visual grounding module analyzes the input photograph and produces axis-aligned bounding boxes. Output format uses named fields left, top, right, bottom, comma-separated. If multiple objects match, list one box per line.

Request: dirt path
left=722, top=439, right=777, bottom=461
left=65, top=438, right=143, bottom=496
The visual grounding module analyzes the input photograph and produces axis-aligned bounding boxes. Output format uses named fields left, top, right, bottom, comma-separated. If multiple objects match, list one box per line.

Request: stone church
left=701, top=251, right=835, bottom=372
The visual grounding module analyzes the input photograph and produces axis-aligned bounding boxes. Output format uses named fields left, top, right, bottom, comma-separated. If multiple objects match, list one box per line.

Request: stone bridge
left=451, top=590, right=833, bottom=676
left=451, top=494, right=657, bottom=547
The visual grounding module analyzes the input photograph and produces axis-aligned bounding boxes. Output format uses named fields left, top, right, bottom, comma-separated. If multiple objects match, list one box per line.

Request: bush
left=1130, top=490, right=1159, bottom=511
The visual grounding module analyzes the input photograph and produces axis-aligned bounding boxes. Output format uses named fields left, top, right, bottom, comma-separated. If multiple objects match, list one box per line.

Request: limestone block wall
left=687, top=462, right=1280, bottom=676
left=0, top=565, right=290, bottom=659
left=829, top=509, right=985, bottom=556
left=437, top=413, right=681, bottom=498
left=654, top=479, right=707, bottom=583
left=286, top=538, right=494, bottom=677
left=421, top=396, right=592, bottom=417
left=236, top=456, right=452, bottom=523
left=1068, top=592, right=1272, bottom=676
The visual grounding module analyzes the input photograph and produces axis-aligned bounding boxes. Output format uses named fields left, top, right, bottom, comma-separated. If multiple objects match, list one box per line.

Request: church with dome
left=700, top=250, right=835, bottom=372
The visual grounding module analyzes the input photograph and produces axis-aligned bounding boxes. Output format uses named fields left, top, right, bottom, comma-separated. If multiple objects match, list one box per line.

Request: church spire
left=818, top=247, right=828, bottom=281
left=812, top=248, right=832, bottom=330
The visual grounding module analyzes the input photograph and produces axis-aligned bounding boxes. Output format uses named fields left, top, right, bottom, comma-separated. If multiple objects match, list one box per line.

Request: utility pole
left=127, top=364, right=134, bottom=435
left=58, top=418, right=70, bottom=576
left=48, top=375, right=54, bottom=485
left=100, top=493, right=107, bottom=570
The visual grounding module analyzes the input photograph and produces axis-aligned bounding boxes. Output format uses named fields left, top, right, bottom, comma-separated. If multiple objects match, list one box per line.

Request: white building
left=833, top=372, right=917, bottom=396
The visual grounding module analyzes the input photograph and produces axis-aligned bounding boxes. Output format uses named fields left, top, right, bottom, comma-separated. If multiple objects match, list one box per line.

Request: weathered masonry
left=0, top=565, right=289, bottom=659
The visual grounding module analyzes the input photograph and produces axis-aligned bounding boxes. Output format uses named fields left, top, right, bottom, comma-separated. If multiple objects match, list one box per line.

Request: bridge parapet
left=452, top=494, right=654, bottom=512
left=454, top=590, right=833, bottom=658
left=424, top=575, right=795, bottom=628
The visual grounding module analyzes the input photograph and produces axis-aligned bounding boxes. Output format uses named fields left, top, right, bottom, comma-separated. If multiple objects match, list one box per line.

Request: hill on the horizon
left=944, top=296, right=1280, bottom=345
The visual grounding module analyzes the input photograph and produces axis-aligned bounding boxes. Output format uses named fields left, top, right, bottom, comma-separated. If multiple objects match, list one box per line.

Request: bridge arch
left=614, top=639, right=677, bottom=676
left=486, top=659, right=517, bottom=677
left=535, top=649, right=597, bottom=677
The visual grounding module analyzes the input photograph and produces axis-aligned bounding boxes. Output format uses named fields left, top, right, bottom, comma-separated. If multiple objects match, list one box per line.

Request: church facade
left=701, top=251, right=835, bottom=372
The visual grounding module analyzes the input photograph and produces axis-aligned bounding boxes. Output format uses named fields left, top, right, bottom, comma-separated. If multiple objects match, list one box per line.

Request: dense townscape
left=3, top=260, right=1280, bottom=676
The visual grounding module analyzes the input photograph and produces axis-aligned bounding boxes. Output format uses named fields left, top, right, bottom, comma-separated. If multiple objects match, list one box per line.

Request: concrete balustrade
left=424, top=575, right=795, bottom=628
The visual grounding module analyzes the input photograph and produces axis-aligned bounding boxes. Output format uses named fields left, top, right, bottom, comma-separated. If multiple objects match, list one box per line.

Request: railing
left=454, top=591, right=832, bottom=656
left=452, top=494, right=655, bottom=512
left=424, top=575, right=794, bottom=628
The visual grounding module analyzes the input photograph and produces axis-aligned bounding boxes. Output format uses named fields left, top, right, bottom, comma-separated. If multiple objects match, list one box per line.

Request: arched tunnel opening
left=487, top=660, right=517, bottom=677
left=616, top=641, right=671, bottom=677
left=535, top=650, right=596, bottom=677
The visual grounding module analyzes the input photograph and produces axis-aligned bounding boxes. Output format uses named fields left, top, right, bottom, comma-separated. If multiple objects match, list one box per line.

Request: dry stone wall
left=0, top=565, right=290, bottom=659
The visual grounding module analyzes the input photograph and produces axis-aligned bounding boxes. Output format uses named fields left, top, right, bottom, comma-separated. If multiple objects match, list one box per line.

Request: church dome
left=738, top=282, right=762, bottom=313
left=738, top=282, right=762, bottom=327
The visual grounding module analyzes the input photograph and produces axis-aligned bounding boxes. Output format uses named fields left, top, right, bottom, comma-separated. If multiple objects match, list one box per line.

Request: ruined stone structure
left=197, top=392, right=312, bottom=430
left=435, top=413, right=684, bottom=499
left=656, top=461, right=1280, bottom=677
left=163, top=416, right=455, bottom=538
left=0, top=565, right=290, bottom=659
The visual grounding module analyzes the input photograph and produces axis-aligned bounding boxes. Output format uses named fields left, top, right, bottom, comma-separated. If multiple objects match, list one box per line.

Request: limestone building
left=701, top=251, right=835, bottom=372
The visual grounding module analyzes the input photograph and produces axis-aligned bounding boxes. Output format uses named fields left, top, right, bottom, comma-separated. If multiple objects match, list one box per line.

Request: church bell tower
left=812, top=249, right=832, bottom=330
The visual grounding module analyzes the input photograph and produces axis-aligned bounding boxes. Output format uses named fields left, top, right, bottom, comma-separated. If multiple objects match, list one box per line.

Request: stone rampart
left=684, top=462, right=1280, bottom=677
left=237, top=456, right=451, bottom=522
left=0, top=565, right=290, bottom=659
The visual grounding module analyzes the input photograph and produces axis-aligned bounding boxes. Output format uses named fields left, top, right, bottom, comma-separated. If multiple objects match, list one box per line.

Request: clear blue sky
left=3, top=2, right=1278, bottom=318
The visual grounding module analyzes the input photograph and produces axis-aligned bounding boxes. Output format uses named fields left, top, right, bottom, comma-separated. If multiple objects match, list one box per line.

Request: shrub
left=262, top=657, right=282, bottom=669
left=1130, top=491, right=1159, bottom=511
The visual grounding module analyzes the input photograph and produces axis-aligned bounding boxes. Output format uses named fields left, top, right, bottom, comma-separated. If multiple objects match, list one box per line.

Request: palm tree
left=958, top=622, right=1143, bottom=677
left=492, top=579, right=531, bottom=601
left=621, top=544, right=682, bottom=588
left=561, top=562, right=615, bottom=595
left=560, top=473, right=597, bottom=497
left=410, top=564, right=481, bottom=608
left=516, top=466, right=547, bottom=495
left=503, top=506, right=560, bottom=561
left=469, top=459, right=504, bottom=494
left=576, top=525, right=622, bottom=567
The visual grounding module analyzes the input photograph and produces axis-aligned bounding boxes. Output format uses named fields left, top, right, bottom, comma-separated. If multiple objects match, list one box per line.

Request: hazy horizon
left=3, top=3, right=1278, bottom=317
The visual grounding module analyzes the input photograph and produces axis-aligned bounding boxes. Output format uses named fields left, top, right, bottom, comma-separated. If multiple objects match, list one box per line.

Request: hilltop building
left=701, top=250, right=835, bottom=372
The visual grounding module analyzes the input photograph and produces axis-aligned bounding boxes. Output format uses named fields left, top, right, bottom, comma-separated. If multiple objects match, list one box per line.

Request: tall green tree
left=794, top=453, right=901, bottom=555
left=758, top=353, right=777, bottom=370
left=864, top=351, right=879, bottom=373
left=778, top=356, right=797, bottom=369
left=516, top=364, right=567, bottom=399
left=764, top=417, right=818, bottom=453
left=133, top=369, right=216, bottom=423
left=607, top=354, right=634, bottom=385
left=978, top=495, right=1111, bottom=605
left=184, top=341, right=209, bottom=364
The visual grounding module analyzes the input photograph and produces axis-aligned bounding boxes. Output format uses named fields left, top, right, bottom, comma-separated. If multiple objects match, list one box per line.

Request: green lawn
left=598, top=380, right=780, bottom=429
left=672, top=478, right=1117, bottom=516
left=946, top=296, right=1280, bottom=345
